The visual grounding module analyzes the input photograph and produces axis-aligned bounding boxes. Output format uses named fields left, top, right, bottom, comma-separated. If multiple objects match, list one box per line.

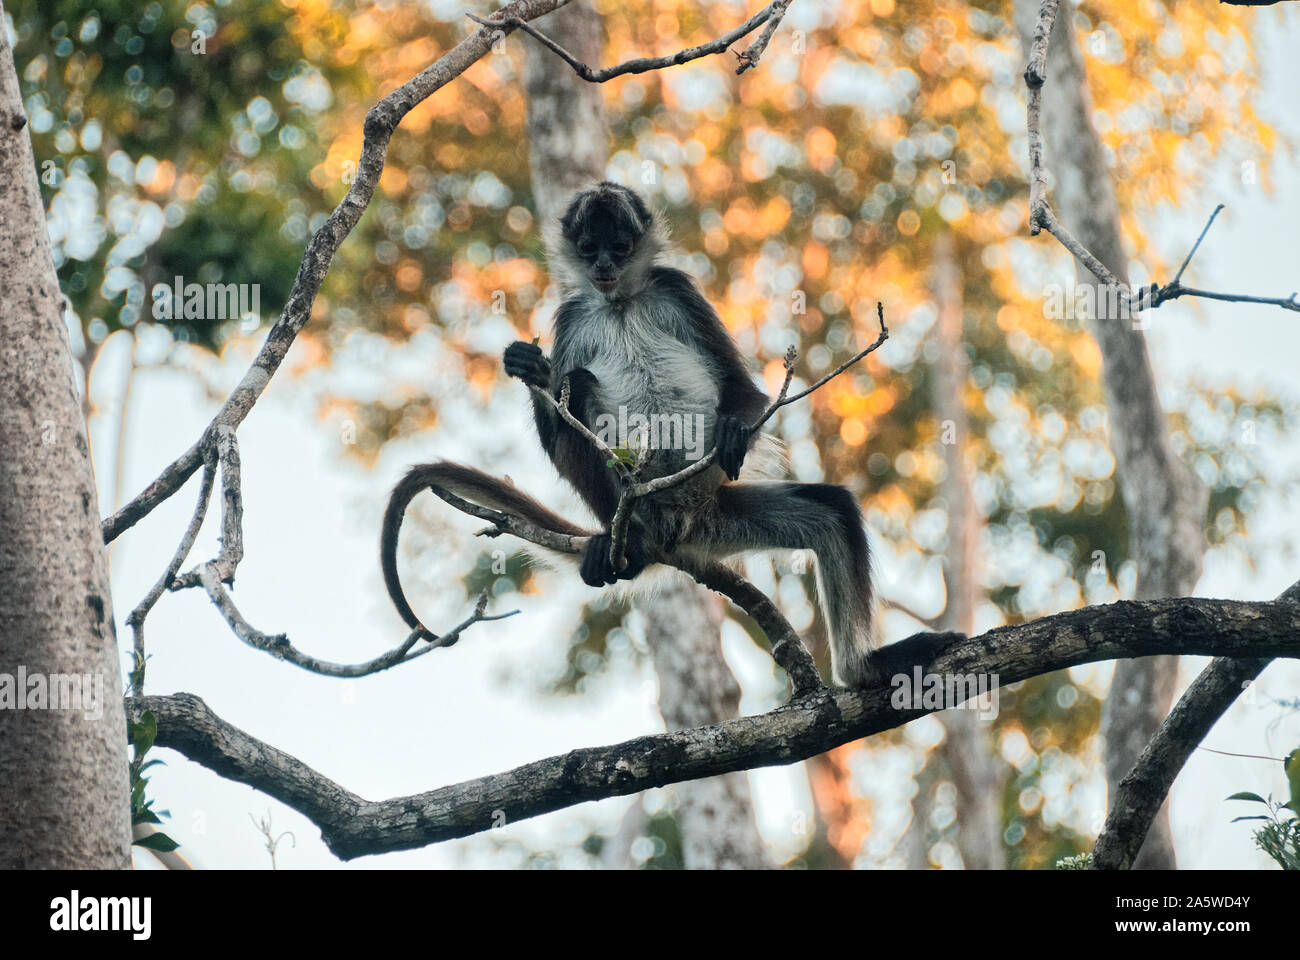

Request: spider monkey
left=381, top=182, right=876, bottom=686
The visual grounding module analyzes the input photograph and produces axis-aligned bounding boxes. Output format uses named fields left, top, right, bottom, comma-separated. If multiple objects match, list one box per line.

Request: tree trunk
left=522, top=1, right=609, bottom=225
left=522, top=2, right=766, bottom=869
left=1013, top=1, right=1207, bottom=868
left=930, top=233, right=1006, bottom=869
left=0, top=9, right=132, bottom=868
left=643, top=579, right=767, bottom=868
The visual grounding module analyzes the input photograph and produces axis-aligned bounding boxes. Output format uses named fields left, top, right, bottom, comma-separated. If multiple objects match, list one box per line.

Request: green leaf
left=1226, top=792, right=1268, bottom=804
left=133, top=809, right=162, bottom=826
left=1231, top=815, right=1271, bottom=823
left=133, top=832, right=180, bottom=852
left=132, top=710, right=158, bottom=756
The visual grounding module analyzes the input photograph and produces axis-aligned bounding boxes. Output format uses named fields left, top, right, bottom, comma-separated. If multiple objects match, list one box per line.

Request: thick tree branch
left=129, top=593, right=1300, bottom=860
left=1091, top=580, right=1300, bottom=869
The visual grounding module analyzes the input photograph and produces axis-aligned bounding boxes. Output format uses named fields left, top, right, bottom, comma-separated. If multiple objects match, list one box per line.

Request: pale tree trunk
left=0, top=11, right=132, bottom=868
left=1013, top=2, right=1207, bottom=868
left=522, top=3, right=766, bottom=869
left=929, top=233, right=1006, bottom=869
left=643, top=580, right=767, bottom=868
left=522, top=1, right=608, bottom=223
left=903, top=766, right=936, bottom=868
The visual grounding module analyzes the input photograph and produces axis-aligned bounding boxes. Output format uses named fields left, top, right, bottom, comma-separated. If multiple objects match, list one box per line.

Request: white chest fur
left=568, top=298, right=717, bottom=413
left=558, top=294, right=719, bottom=474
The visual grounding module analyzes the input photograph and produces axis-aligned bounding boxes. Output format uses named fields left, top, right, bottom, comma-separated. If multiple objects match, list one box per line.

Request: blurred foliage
left=15, top=0, right=373, bottom=351
left=17, top=0, right=1296, bottom=868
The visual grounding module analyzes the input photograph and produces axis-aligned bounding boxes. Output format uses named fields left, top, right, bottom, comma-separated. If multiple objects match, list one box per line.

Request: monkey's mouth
left=592, top=276, right=620, bottom=294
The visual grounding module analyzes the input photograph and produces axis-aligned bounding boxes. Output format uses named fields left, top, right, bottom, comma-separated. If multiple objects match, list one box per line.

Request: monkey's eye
left=612, top=241, right=633, bottom=258
left=577, top=241, right=596, bottom=258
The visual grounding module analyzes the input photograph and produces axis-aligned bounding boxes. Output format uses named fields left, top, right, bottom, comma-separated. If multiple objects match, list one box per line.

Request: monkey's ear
left=624, top=189, right=654, bottom=229
left=559, top=200, right=581, bottom=238
left=559, top=182, right=601, bottom=238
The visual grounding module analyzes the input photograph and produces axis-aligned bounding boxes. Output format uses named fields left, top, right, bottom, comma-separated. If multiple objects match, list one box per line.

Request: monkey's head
left=554, top=182, right=663, bottom=298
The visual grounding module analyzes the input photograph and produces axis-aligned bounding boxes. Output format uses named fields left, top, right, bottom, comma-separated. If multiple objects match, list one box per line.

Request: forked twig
left=1023, top=0, right=1298, bottom=315
left=466, top=0, right=795, bottom=82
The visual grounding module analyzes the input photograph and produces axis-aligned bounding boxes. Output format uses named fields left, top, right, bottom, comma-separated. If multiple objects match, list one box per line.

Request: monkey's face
left=560, top=183, right=654, bottom=296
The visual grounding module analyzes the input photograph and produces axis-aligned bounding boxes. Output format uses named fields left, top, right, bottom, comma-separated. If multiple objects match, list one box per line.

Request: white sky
left=84, top=16, right=1300, bottom=870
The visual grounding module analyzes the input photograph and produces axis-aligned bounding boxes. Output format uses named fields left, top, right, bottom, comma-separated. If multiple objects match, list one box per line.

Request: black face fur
left=559, top=181, right=654, bottom=293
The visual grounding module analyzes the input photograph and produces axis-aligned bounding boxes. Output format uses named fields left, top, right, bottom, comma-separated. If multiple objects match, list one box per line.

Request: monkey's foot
left=579, top=531, right=646, bottom=587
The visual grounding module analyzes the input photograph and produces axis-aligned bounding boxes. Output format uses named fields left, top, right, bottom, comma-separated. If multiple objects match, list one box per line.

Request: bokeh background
left=11, top=0, right=1300, bottom=867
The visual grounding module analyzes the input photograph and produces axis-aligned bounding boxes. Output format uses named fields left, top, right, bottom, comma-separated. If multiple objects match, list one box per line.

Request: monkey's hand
left=579, top=528, right=647, bottom=587
left=503, top=340, right=551, bottom=389
left=561, top=367, right=599, bottom=404
left=715, top=414, right=750, bottom=481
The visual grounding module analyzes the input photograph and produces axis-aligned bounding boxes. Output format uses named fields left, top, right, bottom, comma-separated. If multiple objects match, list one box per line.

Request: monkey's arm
left=504, top=340, right=561, bottom=452
left=503, top=344, right=645, bottom=586
left=503, top=339, right=623, bottom=527
left=649, top=267, right=767, bottom=479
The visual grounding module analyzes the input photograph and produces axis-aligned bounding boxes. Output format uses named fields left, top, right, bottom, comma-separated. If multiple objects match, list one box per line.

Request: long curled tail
left=381, top=461, right=593, bottom=633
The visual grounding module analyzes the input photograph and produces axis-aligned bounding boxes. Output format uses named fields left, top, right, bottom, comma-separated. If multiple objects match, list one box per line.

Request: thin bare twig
left=1023, top=0, right=1297, bottom=315
left=169, top=426, right=244, bottom=589
left=125, top=450, right=218, bottom=696
left=1196, top=746, right=1287, bottom=763
left=466, top=0, right=793, bottom=83
left=192, top=566, right=517, bottom=678
left=735, top=0, right=794, bottom=74
left=527, top=376, right=634, bottom=484
left=1172, top=203, right=1225, bottom=286
left=753, top=302, right=889, bottom=429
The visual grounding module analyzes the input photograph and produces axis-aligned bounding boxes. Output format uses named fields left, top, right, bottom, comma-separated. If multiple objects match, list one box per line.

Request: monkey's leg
left=695, top=483, right=876, bottom=686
